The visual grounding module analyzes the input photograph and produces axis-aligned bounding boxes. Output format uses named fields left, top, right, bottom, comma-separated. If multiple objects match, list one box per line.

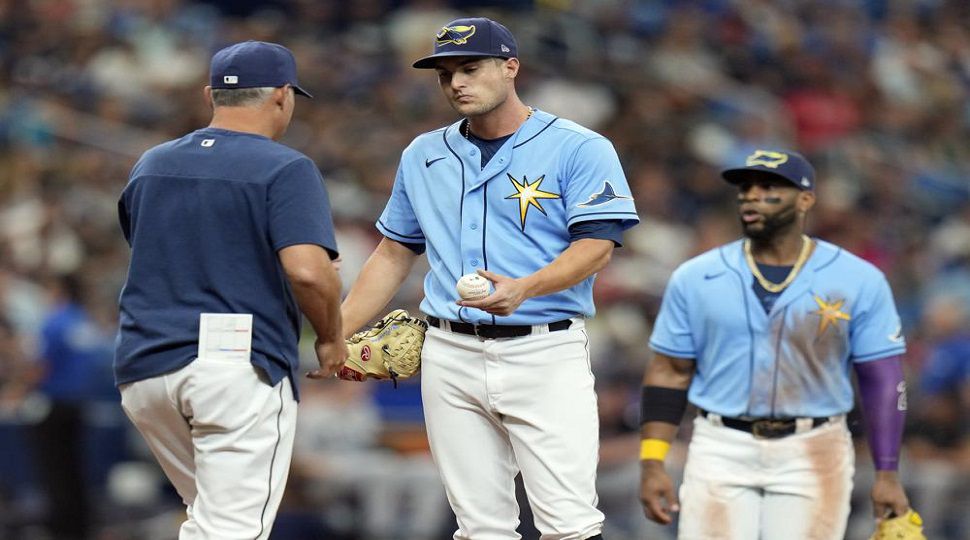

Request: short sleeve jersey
left=649, top=239, right=906, bottom=418
left=115, top=127, right=338, bottom=399
left=377, top=109, right=639, bottom=325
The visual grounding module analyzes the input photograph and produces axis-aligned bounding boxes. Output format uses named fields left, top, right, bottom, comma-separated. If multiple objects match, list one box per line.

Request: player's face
left=434, top=57, right=513, bottom=117
left=736, top=175, right=803, bottom=240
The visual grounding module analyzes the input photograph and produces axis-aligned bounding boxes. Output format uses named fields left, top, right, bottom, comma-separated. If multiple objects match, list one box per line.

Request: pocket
left=193, top=355, right=254, bottom=367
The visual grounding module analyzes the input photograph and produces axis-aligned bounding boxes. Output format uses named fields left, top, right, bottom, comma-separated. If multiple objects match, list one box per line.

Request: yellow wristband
left=640, top=439, right=670, bottom=462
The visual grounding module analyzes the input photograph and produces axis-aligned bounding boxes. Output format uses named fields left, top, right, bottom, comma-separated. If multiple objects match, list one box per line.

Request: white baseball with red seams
left=456, top=273, right=489, bottom=300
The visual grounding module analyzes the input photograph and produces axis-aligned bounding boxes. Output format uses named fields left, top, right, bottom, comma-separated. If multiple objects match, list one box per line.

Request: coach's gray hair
left=210, top=87, right=278, bottom=107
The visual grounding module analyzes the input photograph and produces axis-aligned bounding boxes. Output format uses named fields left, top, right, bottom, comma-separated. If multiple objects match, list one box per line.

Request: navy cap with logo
left=721, top=149, right=815, bottom=191
left=413, top=17, right=518, bottom=69
left=209, top=40, right=312, bottom=98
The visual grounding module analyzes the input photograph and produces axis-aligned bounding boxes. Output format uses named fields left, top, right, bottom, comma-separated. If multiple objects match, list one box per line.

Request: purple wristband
left=854, top=356, right=906, bottom=470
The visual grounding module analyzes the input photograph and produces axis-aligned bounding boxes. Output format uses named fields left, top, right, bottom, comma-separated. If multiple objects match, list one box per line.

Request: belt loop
left=795, top=417, right=813, bottom=434
left=706, top=412, right=723, bottom=427
left=440, top=319, right=450, bottom=332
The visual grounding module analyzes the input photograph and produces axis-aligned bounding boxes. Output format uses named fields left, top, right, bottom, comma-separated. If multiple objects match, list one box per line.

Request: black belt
left=426, top=316, right=572, bottom=339
left=700, top=409, right=832, bottom=439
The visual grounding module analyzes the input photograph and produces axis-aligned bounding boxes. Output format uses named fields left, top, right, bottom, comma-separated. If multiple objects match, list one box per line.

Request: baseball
left=456, top=273, right=490, bottom=300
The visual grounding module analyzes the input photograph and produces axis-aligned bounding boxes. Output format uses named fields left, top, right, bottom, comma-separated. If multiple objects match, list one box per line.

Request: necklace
left=463, top=107, right=534, bottom=139
left=744, top=234, right=813, bottom=293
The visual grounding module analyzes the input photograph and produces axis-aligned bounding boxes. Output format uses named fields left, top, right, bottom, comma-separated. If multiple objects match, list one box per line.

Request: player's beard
left=453, top=95, right=503, bottom=118
left=741, top=201, right=799, bottom=242
left=451, top=84, right=508, bottom=118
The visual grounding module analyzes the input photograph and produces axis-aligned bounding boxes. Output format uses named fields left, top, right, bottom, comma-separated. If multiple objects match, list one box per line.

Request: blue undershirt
left=752, top=263, right=792, bottom=313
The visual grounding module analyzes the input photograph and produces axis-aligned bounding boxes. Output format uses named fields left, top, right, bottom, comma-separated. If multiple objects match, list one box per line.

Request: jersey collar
left=445, top=108, right=551, bottom=148
left=724, top=238, right=834, bottom=316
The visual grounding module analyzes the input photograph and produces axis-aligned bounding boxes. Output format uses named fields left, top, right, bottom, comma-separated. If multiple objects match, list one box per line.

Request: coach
left=114, top=41, right=345, bottom=538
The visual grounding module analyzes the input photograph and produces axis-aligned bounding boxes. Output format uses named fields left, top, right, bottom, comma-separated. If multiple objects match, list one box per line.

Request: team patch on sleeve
left=576, top=181, right=632, bottom=208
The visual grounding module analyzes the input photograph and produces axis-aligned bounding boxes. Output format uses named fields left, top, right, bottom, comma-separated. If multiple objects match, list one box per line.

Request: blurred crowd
left=0, top=0, right=968, bottom=538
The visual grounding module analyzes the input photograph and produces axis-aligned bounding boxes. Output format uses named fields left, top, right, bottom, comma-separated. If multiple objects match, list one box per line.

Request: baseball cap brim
left=412, top=51, right=513, bottom=69
left=721, top=168, right=809, bottom=190
left=291, top=84, right=312, bottom=98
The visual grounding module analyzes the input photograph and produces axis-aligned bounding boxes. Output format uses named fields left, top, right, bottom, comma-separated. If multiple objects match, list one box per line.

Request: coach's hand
left=871, top=470, right=909, bottom=519
left=457, top=269, right=528, bottom=316
left=641, top=460, right=679, bottom=525
left=307, top=338, right=349, bottom=379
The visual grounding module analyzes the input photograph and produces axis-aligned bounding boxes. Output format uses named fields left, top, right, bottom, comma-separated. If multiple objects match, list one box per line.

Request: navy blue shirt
left=115, top=127, right=338, bottom=400
left=465, top=127, right=512, bottom=169
left=752, top=263, right=791, bottom=313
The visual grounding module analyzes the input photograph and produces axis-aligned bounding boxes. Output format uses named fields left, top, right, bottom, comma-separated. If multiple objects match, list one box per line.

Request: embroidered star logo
left=505, top=173, right=560, bottom=230
left=812, top=296, right=851, bottom=336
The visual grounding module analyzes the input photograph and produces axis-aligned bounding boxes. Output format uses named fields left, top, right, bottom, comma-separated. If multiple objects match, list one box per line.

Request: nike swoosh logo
left=704, top=272, right=724, bottom=280
left=425, top=157, right=446, bottom=168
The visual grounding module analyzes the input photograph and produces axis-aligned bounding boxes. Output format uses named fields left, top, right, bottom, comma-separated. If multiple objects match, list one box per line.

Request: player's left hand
left=871, top=470, right=909, bottom=519
left=456, top=269, right=528, bottom=316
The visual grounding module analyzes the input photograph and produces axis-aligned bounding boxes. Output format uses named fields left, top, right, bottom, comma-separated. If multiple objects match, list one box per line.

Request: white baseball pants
left=678, top=415, right=854, bottom=540
left=420, top=321, right=604, bottom=540
left=120, top=356, right=297, bottom=540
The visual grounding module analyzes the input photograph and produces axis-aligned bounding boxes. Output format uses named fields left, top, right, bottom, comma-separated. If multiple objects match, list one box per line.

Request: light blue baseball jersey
left=378, top=109, right=639, bottom=325
left=650, top=239, right=906, bottom=418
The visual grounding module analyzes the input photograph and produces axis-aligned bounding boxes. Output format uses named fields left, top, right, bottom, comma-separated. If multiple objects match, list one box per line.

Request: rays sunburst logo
left=505, top=173, right=560, bottom=231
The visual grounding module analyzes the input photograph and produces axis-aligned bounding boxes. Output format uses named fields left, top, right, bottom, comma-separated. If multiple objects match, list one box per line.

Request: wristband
left=640, top=385, right=688, bottom=425
left=640, top=439, right=670, bottom=461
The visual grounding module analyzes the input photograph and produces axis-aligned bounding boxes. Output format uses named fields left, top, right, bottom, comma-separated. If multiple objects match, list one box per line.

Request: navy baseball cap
left=721, top=149, right=815, bottom=190
left=209, top=41, right=312, bottom=98
left=412, top=17, right=517, bottom=69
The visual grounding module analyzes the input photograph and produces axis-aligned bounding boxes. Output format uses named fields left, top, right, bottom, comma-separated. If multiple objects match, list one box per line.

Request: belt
left=426, top=316, right=572, bottom=339
left=699, top=409, right=834, bottom=439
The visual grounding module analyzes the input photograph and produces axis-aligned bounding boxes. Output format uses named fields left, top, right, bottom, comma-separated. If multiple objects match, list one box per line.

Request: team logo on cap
left=223, top=75, right=238, bottom=84
left=436, top=25, right=476, bottom=46
left=746, top=150, right=789, bottom=169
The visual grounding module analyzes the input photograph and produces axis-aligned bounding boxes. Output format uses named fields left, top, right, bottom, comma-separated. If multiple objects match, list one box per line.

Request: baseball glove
left=868, top=509, right=925, bottom=540
left=336, top=309, right=427, bottom=385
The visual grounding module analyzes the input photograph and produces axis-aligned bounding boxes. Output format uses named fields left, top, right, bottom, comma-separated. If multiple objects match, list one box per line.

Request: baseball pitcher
left=340, top=17, right=639, bottom=540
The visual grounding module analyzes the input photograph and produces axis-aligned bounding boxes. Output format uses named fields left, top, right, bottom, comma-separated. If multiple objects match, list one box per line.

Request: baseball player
left=114, top=41, right=346, bottom=538
left=638, top=149, right=914, bottom=539
left=340, top=17, right=639, bottom=540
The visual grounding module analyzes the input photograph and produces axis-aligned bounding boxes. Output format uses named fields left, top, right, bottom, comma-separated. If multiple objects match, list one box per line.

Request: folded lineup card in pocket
left=198, top=313, right=253, bottom=361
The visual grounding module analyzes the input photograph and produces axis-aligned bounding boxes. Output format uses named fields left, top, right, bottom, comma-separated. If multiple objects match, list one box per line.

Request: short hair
left=210, top=86, right=277, bottom=107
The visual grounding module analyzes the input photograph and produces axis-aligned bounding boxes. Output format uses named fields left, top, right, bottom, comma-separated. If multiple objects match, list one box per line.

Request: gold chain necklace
left=463, top=107, right=534, bottom=139
left=744, top=234, right=813, bottom=293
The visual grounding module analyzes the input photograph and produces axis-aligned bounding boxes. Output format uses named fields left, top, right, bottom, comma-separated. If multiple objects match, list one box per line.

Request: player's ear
left=203, top=86, right=213, bottom=108
left=503, top=57, right=519, bottom=79
left=272, top=86, right=289, bottom=109
left=797, top=190, right=816, bottom=212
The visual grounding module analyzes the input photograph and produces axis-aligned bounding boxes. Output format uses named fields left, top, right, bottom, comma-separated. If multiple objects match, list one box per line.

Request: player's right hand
left=307, top=338, right=349, bottom=379
left=640, top=460, right=679, bottom=525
